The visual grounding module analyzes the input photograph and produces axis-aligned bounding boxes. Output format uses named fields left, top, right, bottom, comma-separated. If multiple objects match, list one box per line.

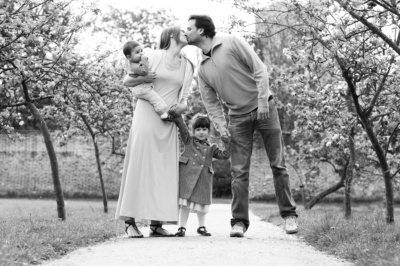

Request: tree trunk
left=340, top=68, right=395, bottom=223
left=344, top=89, right=356, bottom=218
left=305, top=164, right=347, bottom=210
left=81, top=115, right=108, bottom=213
left=299, top=185, right=306, bottom=207
left=22, top=80, right=66, bottom=220
left=344, top=128, right=356, bottom=218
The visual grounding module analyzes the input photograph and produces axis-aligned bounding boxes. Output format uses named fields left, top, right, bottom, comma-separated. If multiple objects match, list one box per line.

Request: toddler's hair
left=192, top=113, right=210, bottom=131
left=123, top=41, right=140, bottom=57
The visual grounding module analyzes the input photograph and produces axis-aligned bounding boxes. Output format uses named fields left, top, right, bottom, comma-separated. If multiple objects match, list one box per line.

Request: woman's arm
left=123, top=71, right=157, bottom=87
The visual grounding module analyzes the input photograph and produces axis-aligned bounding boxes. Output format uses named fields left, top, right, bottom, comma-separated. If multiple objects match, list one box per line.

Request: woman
left=115, top=26, right=194, bottom=237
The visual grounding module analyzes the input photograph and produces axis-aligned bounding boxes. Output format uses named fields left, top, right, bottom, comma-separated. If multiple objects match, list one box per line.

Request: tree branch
left=0, top=101, right=27, bottom=109
left=335, top=0, right=400, bottom=56
left=370, top=112, right=392, bottom=122
left=319, top=157, right=339, bottom=172
left=368, top=0, right=400, bottom=17
left=392, top=168, right=400, bottom=179
left=385, top=121, right=400, bottom=158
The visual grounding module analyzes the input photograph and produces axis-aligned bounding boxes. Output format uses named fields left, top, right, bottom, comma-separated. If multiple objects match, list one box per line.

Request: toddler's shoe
left=197, top=226, right=211, bottom=236
left=175, top=227, right=186, bottom=237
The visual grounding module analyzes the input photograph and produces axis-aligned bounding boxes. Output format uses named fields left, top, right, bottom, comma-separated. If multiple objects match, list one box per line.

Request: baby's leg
left=133, top=84, right=168, bottom=118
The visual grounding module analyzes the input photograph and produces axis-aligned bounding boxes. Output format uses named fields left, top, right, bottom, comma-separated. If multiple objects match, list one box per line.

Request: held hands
left=220, top=127, right=231, bottom=143
left=173, top=104, right=188, bottom=115
left=257, top=105, right=270, bottom=121
left=167, top=103, right=187, bottom=119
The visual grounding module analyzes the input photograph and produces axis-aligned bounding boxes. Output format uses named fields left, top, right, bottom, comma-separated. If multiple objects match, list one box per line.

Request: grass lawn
left=250, top=202, right=400, bottom=266
left=0, top=198, right=122, bottom=266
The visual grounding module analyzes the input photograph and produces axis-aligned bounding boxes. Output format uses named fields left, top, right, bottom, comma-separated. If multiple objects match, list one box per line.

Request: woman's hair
left=192, top=114, right=211, bottom=131
left=159, top=26, right=182, bottom=50
left=188, top=15, right=216, bottom=38
left=122, top=41, right=140, bottom=57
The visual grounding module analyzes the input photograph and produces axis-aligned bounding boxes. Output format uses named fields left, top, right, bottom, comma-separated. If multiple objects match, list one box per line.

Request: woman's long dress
left=115, top=51, right=185, bottom=224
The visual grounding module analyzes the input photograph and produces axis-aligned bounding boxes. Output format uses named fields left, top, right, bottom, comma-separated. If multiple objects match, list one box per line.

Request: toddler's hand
left=167, top=104, right=180, bottom=118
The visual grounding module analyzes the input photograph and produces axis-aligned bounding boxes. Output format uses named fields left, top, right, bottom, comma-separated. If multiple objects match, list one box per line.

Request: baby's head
left=191, top=114, right=211, bottom=141
left=123, top=41, right=143, bottom=63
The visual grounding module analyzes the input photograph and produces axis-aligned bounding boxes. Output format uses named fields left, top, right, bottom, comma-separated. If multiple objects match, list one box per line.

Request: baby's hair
left=123, top=41, right=140, bottom=57
left=192, top=113, right=211, bottom=131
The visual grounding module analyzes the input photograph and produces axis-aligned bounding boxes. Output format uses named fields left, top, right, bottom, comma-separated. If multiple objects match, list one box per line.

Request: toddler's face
left=128, top=45, right=144, bottom=63
left=193, top=127, right=210, bottom=141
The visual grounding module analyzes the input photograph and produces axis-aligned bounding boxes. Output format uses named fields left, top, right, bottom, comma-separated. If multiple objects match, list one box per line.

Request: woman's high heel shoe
left=125, top=223, right=144, bottom=238
left=149, top=224, right=174, bottom=237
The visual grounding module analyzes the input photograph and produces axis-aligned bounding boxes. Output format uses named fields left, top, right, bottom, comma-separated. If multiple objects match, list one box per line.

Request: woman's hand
left=123, top=71, right=157, bottom=87
left=142, top=71, right=157, bottom=83
left=173, top=103, right=187, bottom=115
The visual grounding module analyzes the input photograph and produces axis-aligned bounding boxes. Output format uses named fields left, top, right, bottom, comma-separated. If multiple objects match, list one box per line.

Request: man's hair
left=122, top=41, right=140, bottom=57
left=188, top=15, right=216, bottom=38
left=192, top=114, right=211, bottom=131
left=159, top=26, right=182, bottom=50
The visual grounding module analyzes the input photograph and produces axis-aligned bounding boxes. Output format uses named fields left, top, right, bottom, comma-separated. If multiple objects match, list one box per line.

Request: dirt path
left=43, top=204, right=352, bottom=266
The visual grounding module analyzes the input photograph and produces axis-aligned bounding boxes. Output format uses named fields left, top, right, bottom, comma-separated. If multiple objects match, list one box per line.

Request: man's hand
left=220, top=127, right=231, bottom=143
left=257, top=105, right=269, bottom=121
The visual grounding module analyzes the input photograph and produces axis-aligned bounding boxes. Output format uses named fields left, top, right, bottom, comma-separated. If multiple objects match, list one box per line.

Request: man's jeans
left=228, top=100, right=297, bottom=230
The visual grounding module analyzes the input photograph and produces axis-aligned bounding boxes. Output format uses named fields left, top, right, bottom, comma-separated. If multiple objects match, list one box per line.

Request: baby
left=123, top=41, right=170, bottom=120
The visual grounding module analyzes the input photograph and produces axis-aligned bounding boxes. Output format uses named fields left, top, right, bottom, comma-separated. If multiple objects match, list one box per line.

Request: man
left=185, top=15, right=298, bottom=237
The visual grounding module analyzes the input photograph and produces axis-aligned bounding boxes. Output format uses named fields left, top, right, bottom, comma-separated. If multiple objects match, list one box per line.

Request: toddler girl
left=172, top=113, right=230, bottom=237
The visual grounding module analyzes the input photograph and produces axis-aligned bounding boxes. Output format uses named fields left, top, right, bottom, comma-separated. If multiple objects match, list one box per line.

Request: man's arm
left=198, top=74, right=229, bottom=139
left=231, top=36, right=271, bottom=120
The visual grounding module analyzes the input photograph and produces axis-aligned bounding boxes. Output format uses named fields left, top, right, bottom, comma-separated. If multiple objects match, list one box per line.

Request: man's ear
left=199, top=28, right=205, bottom=36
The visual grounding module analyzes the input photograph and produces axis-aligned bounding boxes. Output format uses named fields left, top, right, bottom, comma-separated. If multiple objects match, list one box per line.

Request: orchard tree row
left=0, top=0, right=179, bottom=219
left=227, top=0, right=400, bottom=223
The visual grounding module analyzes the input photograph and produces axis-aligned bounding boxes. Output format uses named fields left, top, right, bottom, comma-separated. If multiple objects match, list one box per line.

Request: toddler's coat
left=175, top=118, right=230, bottom=206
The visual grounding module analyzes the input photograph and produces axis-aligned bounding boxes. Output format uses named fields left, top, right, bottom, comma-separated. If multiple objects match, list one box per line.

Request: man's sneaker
left=230, top=222, right=246, bottom=237
left=284, top=216, right=298, bottom=234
